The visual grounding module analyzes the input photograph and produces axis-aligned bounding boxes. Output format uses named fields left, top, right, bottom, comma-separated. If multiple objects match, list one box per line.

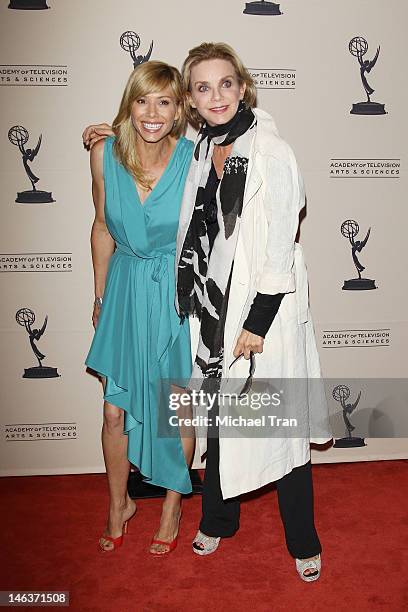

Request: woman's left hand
left=233, top=329, right=264, bottom=360
left=82, top=123, right=114, bottom=150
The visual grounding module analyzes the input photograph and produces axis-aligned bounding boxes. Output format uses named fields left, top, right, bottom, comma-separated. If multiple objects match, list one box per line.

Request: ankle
left=109, top=499, right=129, bottom=514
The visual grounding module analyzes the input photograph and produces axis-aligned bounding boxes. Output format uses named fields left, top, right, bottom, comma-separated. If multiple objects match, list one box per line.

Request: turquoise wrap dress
left=86, top=136, right=194, bottom=494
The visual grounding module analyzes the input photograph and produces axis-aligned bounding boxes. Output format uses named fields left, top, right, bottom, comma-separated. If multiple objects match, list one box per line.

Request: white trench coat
left=176, top=108, right=332, bottom=499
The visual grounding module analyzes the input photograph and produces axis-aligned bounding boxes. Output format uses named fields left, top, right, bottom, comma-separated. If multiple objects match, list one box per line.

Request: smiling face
left=188, top=59, right=246, bottom=127
left=130, top=85, right=181, bottom=143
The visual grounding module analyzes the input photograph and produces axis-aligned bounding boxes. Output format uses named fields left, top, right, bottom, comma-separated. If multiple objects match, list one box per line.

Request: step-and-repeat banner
left=1, top=0, right=407, bottom=476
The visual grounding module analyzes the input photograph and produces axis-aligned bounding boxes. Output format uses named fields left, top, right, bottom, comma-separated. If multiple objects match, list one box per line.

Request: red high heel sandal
left=150, top=512, right=182, bottom=556
left=99, top=508, right=136, bottom=552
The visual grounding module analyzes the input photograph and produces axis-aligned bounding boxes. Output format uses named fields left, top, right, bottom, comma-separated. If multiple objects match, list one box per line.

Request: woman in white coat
left=175, top=42, right=331, bottom=581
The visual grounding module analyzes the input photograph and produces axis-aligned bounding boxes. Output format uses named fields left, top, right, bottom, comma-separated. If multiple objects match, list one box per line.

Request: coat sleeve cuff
left=256, top=271, right=295, bottom=294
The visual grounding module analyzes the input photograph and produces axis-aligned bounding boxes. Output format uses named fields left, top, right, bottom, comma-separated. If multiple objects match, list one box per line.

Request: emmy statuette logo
left=16, top=308, right=59, bottom=378
left=332, top=385, right=366, bottom=448
left=341, top=220, right=376, bottom=291
left=8, top=0, right=49, bottom=8
left=243, top=0, right=282, bottom=15
left=349, top=36, right=386, bottom=115
left=8, top=125, right=54, bottom=204
left=120, top=32, right=153, bottom=68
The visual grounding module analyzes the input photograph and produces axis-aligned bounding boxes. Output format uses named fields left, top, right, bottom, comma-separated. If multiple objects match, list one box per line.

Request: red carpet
left=1, top=460, right=407, bottom=612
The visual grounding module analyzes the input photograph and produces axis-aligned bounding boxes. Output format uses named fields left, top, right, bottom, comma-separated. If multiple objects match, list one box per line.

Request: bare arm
left=90, top=140, right=115, bottom=327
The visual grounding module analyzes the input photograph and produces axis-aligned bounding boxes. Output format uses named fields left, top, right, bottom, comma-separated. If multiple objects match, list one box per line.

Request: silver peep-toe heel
left=192, top=530, right=221, bottom=556
left=295, top=554, right=321, bottom=582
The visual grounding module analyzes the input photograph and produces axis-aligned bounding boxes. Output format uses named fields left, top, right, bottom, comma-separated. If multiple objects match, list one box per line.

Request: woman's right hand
left=82, top=123, right=114, bottom=150
left=92, top=301, right=101, bottom=329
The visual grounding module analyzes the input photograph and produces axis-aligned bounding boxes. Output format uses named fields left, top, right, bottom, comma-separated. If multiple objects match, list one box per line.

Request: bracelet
left=94, top=296, right=103, bottom=308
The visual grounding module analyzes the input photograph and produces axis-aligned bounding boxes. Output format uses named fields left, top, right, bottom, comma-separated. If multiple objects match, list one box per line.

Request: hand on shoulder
left=82, top=123, right=114, bottom=150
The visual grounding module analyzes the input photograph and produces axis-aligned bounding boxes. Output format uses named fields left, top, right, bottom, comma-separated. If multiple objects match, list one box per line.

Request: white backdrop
left=1, top=0, right=407, bottom=476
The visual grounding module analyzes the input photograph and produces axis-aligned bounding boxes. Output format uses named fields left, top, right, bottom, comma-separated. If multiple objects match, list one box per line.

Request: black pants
left=199, top=433, right=322, bottom=559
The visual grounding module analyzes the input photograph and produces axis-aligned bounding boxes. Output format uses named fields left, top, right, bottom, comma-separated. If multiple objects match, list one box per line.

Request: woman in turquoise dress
left=85, top=61, right=194, bottom=554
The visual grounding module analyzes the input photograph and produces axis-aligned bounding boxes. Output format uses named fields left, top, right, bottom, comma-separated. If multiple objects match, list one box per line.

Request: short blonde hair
left=181, top=42, right=257, bottom=130
left=112, top=61, right=186, bottom=190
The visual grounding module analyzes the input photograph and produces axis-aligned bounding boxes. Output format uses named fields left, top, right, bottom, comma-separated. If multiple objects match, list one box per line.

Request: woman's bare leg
left=150, top=386, right=195, bottom=553
left=100, top=400, right=136, bottom=551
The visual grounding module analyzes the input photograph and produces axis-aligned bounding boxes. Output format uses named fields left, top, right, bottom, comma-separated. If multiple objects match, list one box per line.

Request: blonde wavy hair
left=112, top=61, right=186, bottom=190
left=181, top=42, right=257, bottom=130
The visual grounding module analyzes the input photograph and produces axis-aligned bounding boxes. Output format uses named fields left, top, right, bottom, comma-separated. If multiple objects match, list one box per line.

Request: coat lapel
left=243, top=146, right=262, bottom=210
left=243, top=165, right=262, bottom=209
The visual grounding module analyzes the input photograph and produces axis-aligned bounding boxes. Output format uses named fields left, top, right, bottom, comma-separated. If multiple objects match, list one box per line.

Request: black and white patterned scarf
left=177, top=102, right=256, bottom=387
